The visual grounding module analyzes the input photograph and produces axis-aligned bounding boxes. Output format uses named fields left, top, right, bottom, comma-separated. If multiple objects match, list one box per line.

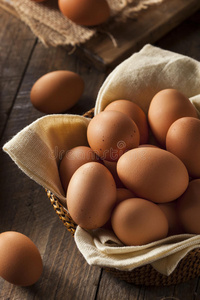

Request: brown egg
left=111, top=198, right=168, bottom=246
left=58, top=0, right=110, bottom=26
left=102, top=188, right=135, bottom=230
left=166, top=117, right=200, bottom=178
left=59, top=146, right=101, bottom=192
left=30, top=70, right=84, bottom=113
left=66, top=162, right=116, bottom=229
left=103, top=160, right=124, bottom=188
left=117, top=147, right=189, bottom=203
left=158, top=201, right=184, bottom=236
left=148, top=89, right=198, bottom=147
left=138, top=144, right=159, bottom=148
left=177, top=179, right=200, bottom=234
left=104, top=100, right=149, bottom=144
left=116, top=188, right=136, bottom=205
left=0, top=232, right=43, bottom=286
left=87, top=110, right=140, bottom=162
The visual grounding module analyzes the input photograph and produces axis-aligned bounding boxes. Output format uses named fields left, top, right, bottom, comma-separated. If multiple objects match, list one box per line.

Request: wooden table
left=0, top=6, right=200, bottom=300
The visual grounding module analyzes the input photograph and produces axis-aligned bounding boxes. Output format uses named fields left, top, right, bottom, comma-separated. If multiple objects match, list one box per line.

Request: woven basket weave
left=46, top=108, right=200, bottom=286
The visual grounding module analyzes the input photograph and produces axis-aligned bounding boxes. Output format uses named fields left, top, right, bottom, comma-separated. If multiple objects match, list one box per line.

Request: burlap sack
left=3, top=44, right=200, bottom=275
left=1, top=0, right=164, bottom=46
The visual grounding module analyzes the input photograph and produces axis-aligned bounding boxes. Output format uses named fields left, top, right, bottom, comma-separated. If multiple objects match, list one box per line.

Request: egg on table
left=0, top=231, right=43, bottom=286
left=30, top=70, right=84, bottom=113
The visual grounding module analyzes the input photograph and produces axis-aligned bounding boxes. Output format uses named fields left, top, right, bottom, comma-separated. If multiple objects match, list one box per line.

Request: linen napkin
left=3, top=114, right=90, bottom=205
left=3, top=44, right=200, bottom=275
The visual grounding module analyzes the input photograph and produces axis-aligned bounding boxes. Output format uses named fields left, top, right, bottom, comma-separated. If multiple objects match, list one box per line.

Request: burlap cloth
left=1, top=0, right=164, bottom=46
left=3, top=44, right=200, bottom=276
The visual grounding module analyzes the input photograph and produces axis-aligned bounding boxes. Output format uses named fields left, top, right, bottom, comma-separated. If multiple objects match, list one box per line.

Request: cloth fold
left=75, top=227, right=200, bottom=275
left=3, top=44, right=200, bottom=275
left=3, top=114, right=90, bottom=205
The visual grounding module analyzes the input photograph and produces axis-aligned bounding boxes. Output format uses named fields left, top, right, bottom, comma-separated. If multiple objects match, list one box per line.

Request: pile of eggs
left=59, top=89, right=200, bottom=246
left=32, top=0, right=110, bottom=27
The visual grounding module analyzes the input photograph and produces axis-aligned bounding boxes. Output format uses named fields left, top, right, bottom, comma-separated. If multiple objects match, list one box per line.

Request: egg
left=166, top=117, right=200, bottom=178
left=30, top=70, right=84, bottom=113
left=58, top=0, right=110, bottom=26
left=102, top=188, right=135, bottom=230
left=116, top=188, right=136, bottom=205
left=0, top=231, right=43, bottom=286
left=158, top=201, right=184, bottom=236
left=87, top=110, right=140, bottom=162
left=103, top=160, right=124, bottom=188
left=177, top=179, right=200, bottom=234
left=66, top=162, right=116, bottom=229
left=117, top=147, right=189, bottom=203
left=148, top=89, right=198, bottom=147
left=104, top=100, right=149, bottom=144
left=111, top=198, right=168, bottom=246
left=59, top=146, right=101, bottom=192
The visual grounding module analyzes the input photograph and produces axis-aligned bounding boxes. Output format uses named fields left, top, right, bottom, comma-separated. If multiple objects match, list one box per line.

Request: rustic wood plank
left=138, top=284, right=175, bottom=300
left=96, top=270, right=141, bottom=300
left=76, top=0, right=200, bottom=70
left=173, top=278, right=199, bottom=300
left=0, top=9, right=37, bottom=138
left=155, top=9, right=200, bottom=62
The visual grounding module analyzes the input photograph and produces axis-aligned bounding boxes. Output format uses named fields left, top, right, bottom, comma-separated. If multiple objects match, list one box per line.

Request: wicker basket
left=46, top=108, right=200, bottom=286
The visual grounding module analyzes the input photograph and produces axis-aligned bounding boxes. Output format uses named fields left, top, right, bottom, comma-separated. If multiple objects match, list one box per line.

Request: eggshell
left=87, top=110, right=140, bottom=162
left=116, top=188, right=136, bottom=205
left=104, top=100, right=149, bottom=144
left=103, top=160, right=124, bottom=188
left=58, top=0, right=110, bottom=26
left=148, top=89, right=198, bottom=147
left=66, top=162, right=116, bottom=229
left=31, top=0, right=46, bottom=2
left=111, top=198, right=168, bottom=246
left=0, top=232, right=43, bottom=286
left=117, top=147, right=189, bottom=203
left=59, top=146, right=102, bottom=192
left=166, top=117, right=200, bottom=178
left=102, top=188, right=135, bottom=230
left=177, top=179, right=200, bottom=234
left=30, top=70, right=84, bottom=113
left=158, top=201, right=184, bottom=236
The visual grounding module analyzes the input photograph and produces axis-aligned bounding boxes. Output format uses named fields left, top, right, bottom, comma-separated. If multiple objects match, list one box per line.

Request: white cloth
left=3, top=114, right=90, bottom=205
left=3, top=44, right=200, bottom=275
left=75, top=227, right=200, bottom=275
left=95, top=44, right=200, bottom=116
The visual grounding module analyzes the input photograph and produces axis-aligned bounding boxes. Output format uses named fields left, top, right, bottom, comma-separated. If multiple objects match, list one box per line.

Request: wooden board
left=76, top=0, right=200, bottom=70
left=1, top=0, right=200, bottom=71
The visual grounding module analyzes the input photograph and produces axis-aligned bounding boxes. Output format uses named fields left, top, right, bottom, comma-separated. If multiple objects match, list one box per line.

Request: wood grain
left=0, top=9, right=36, bottom=138
left=76, top=0, right=200, bottom=70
